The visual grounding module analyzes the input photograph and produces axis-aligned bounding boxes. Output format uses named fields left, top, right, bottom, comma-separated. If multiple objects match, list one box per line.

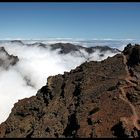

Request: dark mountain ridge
left=8, top=40, right=121, bottom=54
left=50, top=43, right=120, bottom=54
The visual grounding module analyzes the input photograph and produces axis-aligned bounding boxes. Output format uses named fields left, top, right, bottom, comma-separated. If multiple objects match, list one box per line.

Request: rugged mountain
left=10, top=40, right=24, bottom=45
left=50, top=43, right=120, bottom=54
left=11, top=40, right=119, bottom=55
left=87, top=45, right=120, bottom=53
left=1, top=44, right=140, bottom=138
left=27, top=42, right=47, bottom=49
left=50, top=43, right=84, bottom=54
left=9, top=40, right=120, bottom=58
left=0, top=47, right=19, bottom=69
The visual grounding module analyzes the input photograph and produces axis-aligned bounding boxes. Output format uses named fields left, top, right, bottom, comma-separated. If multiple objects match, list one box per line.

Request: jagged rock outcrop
left=0, top=47, right=19, bottom=69
left=1, top=44, right=140, bottom=138
left=123, top=43, right=140, bottom=67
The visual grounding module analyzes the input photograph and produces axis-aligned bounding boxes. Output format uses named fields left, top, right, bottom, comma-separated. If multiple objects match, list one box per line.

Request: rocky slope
left=0, top=44, right=140, bottom=138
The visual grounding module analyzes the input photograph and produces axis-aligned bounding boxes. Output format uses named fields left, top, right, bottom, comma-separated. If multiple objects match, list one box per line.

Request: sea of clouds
left=0, top=39, right=139, bottom=123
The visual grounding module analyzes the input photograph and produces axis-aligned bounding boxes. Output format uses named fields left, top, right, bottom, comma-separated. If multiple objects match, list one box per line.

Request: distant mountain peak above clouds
left=49, top=42, right=121, bottom=55
left=6, top=40, right=121, bottom=55
left=10, top=40, right=24, bottom=45
left=0, top=39, right=138, bottom=54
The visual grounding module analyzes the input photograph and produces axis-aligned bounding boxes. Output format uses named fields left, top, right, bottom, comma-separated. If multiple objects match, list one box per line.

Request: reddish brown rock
left=1, top=44, right=140, bottom=138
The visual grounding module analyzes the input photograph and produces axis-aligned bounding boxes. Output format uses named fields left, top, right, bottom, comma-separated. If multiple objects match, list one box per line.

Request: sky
left=0, top=2, right=140, bottom=40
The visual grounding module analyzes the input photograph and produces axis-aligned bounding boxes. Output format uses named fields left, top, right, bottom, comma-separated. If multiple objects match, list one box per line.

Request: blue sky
left=0, top=2, right=140, bottom=40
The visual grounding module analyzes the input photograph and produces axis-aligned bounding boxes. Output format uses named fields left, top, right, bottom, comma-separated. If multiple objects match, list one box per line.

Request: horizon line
left=0, top=38, right=138, bottom=41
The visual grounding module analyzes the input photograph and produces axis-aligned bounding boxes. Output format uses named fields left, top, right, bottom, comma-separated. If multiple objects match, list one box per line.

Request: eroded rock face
left=0, top=47, right=19, bottom=69
left=1, top=44, right=140, bottom=138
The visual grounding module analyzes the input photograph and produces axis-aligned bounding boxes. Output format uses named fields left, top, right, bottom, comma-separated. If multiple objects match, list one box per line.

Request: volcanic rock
left=123, top=43, right=140, bottom=67
left=1, top=44, right=140, bottom=138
